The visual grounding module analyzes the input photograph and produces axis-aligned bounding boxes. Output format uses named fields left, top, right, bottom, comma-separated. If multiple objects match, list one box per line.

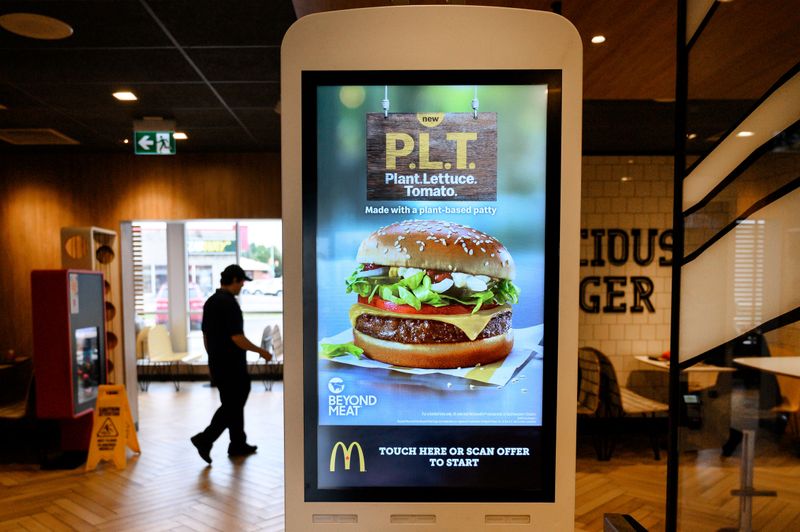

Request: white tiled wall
left=579, top=156, right=674, bottom=386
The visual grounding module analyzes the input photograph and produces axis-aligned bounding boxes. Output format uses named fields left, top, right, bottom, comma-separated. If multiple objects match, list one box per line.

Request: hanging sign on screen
left=366, top=113, right=497, bottom=200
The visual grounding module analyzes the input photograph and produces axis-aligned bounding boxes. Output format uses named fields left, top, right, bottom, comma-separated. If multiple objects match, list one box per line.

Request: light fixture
left=122, top=139, right=129, bottom=144
left=0, top=13, right=73, bottom=40
left=736, top=131, right=755, bottom=138
left=113, top=91, right=138, bottom=101
left=620, top=176, right=632, bottom=182
left=687, top=133, right=697, bottom=140
left=173, top=132, right=188, bottom=140
left=591, top=35, right=606, bottom=44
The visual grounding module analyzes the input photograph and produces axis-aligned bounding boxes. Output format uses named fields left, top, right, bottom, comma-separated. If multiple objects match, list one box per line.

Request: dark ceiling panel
left=0, top=108, right=126, bottom=151
left=0, top=83, right=42, bottom=108
left=170, top=108, right=240, bottom=128
left=186, top=48, right=280, bottom=82
left=15, top=82, right=222, bottom=112
left=168, top=126, right=264, bottom=152
left=0, top=49, right=202, bottom=83
left=233, top=108, right=281, bottom=133
left=0, top=0, right=169, bottom=48
left=147, top=0, right=296, bottom=46
left=247, top=128, right=281, bottom=150
left=0, top=106, right=94, bottom=129
left=212, top=83, right=280, bottom=108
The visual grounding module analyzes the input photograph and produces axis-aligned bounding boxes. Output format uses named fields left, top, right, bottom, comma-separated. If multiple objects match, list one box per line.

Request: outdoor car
left=241, top=277, right=283, bottom=296
left=155, top=283, right=206, bottom=329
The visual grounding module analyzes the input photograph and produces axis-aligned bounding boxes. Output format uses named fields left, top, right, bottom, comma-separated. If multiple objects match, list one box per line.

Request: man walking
left=191, top=264, right=272, bottom=464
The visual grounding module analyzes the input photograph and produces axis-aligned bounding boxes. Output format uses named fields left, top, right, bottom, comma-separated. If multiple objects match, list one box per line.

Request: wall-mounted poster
left=303, top=71, right=561, bottom=503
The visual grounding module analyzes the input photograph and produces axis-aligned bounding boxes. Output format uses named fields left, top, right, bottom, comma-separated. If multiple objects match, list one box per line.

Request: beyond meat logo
left=327, top=377, right=345, bottom=394
left=327, top=377, right=377, bottom=417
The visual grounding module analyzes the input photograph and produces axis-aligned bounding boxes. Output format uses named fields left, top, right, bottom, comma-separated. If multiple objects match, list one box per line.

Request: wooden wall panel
left=0, top=152, right=280, bottom=362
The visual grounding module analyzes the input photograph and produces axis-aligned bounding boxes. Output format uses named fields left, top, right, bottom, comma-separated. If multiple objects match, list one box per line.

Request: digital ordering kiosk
left=281, top=6, right=582, bottom=530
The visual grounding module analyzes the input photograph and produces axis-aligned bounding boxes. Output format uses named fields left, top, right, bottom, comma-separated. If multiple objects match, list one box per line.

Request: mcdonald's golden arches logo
left=329, top=441, right=366, bottom=472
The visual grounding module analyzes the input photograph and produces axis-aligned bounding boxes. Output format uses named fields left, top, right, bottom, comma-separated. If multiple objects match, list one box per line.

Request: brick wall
left=579, top=156, right=674, bottom=387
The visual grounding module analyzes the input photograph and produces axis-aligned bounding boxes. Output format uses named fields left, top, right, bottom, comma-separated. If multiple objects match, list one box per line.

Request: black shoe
left=721, top=428, right=743, bottom=457
left=228, top=443, right=257, bottom=457
left=191, top=434, right=213, bottom=464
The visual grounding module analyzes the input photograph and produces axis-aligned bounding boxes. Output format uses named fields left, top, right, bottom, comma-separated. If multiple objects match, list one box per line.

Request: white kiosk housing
left=282, top=6, right=581, bottom=530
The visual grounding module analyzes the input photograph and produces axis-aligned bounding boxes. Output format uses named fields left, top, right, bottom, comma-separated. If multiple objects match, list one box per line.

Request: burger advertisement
left=305, top=74, right=559, bottom=501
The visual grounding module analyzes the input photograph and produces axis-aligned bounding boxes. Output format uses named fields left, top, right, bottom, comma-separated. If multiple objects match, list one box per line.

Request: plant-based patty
left=355, top=311, right=512, bottom=344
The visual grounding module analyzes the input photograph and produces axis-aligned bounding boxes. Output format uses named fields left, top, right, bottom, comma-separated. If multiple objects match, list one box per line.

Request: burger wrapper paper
left=319, top=324, right=543, bottom=386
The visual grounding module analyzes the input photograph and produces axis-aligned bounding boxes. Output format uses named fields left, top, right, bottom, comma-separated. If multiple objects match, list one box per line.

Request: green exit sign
left=135, top=131, right=175, bottom=155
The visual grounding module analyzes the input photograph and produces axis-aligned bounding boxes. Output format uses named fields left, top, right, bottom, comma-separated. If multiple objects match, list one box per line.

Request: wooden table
left=634, top=355, right=735, bottom=392
left=634, top=355, right=736, bottom=372
left=733, top=356, right=800, bottom=378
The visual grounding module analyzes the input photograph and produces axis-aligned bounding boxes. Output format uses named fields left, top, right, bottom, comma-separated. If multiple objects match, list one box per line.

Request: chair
left=583, top=346, right=669, bottom=460
left=251, top=324, right=284, bottom=391
left=577, top=347, right=601, bottom=415
left=135, top=327, right=152, bottom=391
left=0, top=357, right=34, bottom=420
left=272, top=325, right=283, bottom=365
left=145, top=325, right=201, bottom=391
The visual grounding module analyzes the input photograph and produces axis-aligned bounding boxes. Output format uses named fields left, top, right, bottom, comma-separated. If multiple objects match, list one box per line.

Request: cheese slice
left=349, top=303, right=511, bottom=341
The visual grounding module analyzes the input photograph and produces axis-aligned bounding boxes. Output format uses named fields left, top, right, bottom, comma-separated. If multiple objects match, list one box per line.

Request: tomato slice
left=358, top=295, right=496, bottom=315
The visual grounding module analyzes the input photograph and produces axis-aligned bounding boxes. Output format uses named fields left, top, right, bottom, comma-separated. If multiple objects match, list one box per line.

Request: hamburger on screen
left=344, top=220, right=521, bottom=369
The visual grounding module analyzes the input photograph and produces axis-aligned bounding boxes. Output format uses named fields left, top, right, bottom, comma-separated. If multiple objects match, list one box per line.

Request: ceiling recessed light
left=0, top=13, right=73, bottom=40
left=113, top=91, right=138, bottom=101
left=591, top=35, right=606, bottom=44
left=122, top=139, right=129, bottom=144
left=173, top=132, right=188, bottom=140
left=736, top=131, right=755, bottom=138
left=620, top=176, right=632, bottom=182
left=687, top=133, right=698, bottom=140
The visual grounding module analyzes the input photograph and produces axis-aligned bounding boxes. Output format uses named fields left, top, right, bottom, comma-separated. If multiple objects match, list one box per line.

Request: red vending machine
left=32, top=270, right=107, bottom=452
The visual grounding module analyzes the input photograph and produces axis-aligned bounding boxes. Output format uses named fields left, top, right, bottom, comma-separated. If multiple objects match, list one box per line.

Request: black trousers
left=199, top=371, right=251, bottom=447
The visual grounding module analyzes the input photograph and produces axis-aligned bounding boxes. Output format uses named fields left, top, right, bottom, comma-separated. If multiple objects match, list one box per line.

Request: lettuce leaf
left=345, top=265, right=521, bottom=313
left=320, top=342, right=364, bottom=359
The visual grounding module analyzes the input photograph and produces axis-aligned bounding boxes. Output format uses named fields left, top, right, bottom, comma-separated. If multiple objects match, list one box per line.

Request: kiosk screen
left=73, top=326, right=101, bottom=408
left=302, top=71, right=561, bottom=502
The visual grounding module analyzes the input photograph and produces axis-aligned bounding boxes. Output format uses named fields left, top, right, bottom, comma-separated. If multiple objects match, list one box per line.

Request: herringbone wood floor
left=0, top=382, right=285, bottom=531
left=2, top=382, right=799, bottom=531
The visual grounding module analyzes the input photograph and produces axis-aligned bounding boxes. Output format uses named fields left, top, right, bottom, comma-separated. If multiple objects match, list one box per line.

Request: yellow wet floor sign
left=86, top=385, right=140, bottom=471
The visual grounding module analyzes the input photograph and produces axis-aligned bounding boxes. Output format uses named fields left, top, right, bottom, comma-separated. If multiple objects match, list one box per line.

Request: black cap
left=220, top=264, right=252, bottom=284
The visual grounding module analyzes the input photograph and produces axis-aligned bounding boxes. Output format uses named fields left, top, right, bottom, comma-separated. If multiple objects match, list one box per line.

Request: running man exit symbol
left=156, top=132, right=171, bottom=154
left=134, top=131, right=175, bottom=155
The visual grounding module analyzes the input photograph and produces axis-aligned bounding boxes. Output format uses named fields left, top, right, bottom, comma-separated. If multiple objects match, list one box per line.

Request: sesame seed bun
left=355, top=220, right=516, bottom=280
